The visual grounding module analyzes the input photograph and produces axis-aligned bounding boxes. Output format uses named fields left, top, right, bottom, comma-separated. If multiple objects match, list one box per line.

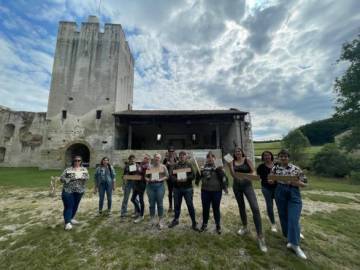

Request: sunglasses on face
left=74, top=159, right=82, bottom=162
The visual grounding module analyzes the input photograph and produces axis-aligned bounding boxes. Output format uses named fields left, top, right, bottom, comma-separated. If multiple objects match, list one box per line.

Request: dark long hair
left=100, top=156, right=113, bottom=176
left=261, top=151, right=274, bottom=161
left=233, top=147, right=246, bottom=160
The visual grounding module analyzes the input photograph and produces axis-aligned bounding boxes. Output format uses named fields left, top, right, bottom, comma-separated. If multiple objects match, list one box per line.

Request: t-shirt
left=256, top=163, right=277, bottom=189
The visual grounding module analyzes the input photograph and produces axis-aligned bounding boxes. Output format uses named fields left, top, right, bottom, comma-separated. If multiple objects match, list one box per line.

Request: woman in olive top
left=145, top=153, right=169, bottom=229
left=228, top=147, right=267, bottom=253
left=196, top=152, right=228, bottom=234
left=256, top=151, right=277, bottom=232
left=60, top=155, right=89, bottom=231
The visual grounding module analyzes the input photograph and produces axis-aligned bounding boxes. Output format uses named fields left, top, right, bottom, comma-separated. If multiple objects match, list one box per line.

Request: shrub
left=350, top=171, right=360, bottom=185
left=312, top=144, right=350, bottom=177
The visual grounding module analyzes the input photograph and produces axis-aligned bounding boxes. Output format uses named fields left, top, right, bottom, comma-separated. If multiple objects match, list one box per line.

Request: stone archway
left=65, top=143, right=90, bottom=167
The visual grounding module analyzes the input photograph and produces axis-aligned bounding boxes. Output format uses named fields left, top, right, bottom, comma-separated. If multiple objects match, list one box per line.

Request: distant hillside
left=299, top=117, right=350, bottom=145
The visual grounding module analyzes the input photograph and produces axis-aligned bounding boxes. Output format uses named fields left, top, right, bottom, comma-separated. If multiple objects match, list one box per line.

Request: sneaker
left=300, top=233, right=305, bottom=239
left=120, top=213, right=127, bottom=218
left=64, top=223, right=72, bottom=231
left=192, top=223, right=201, bottom=232
left=96, top=211, right=103, bottom=217
left=216, top=225, right=222, bottom=235
left=286, top=242, right=292, bottom=249
left=168, top=207, right=173, bottom=213
left=168, top=219, right=179, bottom=228
left=107, top=210, right=112, bottom=216
left=200, top=224, right=207, bottom=232
left=271, top=224, right=278, bottom=233
left=149, top=217, right=157, bottom=227
left=134, top=216, right=144, bottom=224
left=70, top=219, right=80, bottom=225
left=158, top=218, right=165, bottom=230
left=291, top=245, right=307, bottom=260
left=131, top=212, right=140, bottom=218
left=258, top=237, right=268, bottom=253
left=237, top=227, right=249, bottom=236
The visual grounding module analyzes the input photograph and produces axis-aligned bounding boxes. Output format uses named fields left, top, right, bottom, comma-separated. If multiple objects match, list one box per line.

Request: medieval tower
left=43, top=15, right=134, bottom=168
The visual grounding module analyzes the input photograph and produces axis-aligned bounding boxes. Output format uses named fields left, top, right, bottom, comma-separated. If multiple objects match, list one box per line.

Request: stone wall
left=0, top=107, right=47, bottom=167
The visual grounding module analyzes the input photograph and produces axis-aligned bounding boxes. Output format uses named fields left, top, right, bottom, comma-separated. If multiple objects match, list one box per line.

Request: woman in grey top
left=196, top=152, right=228, bottom=234
left=60, top=155, right=89, bottom=230
left=94, top=157, right=116, bottom=216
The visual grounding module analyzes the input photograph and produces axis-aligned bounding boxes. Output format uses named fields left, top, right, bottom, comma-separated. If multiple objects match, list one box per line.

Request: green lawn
left=254, top=141, right=323, bottom=159
left=0, top=167, right=359, bottom=269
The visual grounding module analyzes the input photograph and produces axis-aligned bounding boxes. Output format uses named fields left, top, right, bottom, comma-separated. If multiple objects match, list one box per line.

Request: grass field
left=0, top=167, right=360, bottom=270
left=253, top=141, right=323, bottom=158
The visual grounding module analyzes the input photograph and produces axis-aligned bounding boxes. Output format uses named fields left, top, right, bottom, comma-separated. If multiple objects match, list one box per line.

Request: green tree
left=334, top=34, right=360, bottom=151
left=312, top=144, right=350, bottom=177
left=282, top=129, right=310, bottom=162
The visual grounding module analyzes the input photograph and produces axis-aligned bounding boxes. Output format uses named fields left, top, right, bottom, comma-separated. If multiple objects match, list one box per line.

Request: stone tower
left=42, top=15, right=134, bottom=168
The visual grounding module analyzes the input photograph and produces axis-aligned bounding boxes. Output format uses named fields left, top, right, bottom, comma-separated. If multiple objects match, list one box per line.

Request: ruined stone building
left=0, top=16, right=254, bottom=169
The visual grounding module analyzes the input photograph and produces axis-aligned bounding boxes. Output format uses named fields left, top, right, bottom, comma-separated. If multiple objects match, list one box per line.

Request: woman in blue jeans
left=60, top=155, right=89, bottom=231
left=145, top=153, right=169, bottom=230
left=256, top=151, right=277, bottom=232
left=94, top=157, right=116, bottom=216
left=270, top=149, right=308, bottom=260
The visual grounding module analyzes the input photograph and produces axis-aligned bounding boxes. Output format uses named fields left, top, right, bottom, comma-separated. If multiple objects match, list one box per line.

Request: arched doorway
left=65, top=143, right=90, bottom=167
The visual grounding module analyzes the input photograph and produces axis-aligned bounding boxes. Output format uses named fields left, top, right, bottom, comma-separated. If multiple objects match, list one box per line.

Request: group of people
left=59, top=147, right=308, bottom=259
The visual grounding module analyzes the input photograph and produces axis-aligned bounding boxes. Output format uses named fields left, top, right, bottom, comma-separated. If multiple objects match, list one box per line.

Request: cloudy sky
left=0, top=0, right=359, bottom=140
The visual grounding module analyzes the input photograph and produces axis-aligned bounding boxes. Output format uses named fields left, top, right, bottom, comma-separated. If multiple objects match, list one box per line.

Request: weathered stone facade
left=0, top=16, right=254, bottom=169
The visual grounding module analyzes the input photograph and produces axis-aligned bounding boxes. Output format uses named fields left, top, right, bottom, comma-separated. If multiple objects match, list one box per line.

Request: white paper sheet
left=74, top=171, right=83, bottom=179
left=129, top=164, right=136, bottom=172
left=177, top=172, right=187, bottom=181
left=223, top=153, right=234, bottom=163
left=151, top=172, right=160, bottom=181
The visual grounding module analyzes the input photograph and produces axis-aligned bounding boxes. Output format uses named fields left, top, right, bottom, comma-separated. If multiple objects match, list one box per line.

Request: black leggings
left=131, top=189, right=145, bottom=216
left=233, top=182, right=262, bottom=236
left=166, top=179, right=174, bottom=209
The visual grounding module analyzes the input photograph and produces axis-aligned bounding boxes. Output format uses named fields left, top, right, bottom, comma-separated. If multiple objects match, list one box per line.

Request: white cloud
left=0, top=0, right=359, bottom=140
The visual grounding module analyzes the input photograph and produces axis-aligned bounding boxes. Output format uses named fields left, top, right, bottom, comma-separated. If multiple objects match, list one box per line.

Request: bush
left=312, top=144, right=350, bottom=177
left=350, top=171, right=360, bottom=185
left=282, top=129, right=310, bottom=162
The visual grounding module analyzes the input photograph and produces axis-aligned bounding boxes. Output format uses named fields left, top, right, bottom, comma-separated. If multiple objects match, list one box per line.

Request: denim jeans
left=233, top=182, right=263, bottom=236
left=201, top=190, right=222, bottom=226
left=174, top=187, right=196, bottom=224
left=61, top=190, right=83, bottom=224
left=131, top=189, right=145, bottom=216
left=275, top=184, right=302, bottom=246
left=121, top=180, right=138, bottom=216
left=261, top=186, right=276, bottom=224
left=98, top=181, right=113, bottom=212
left=146, top=182, right=165, bottom=218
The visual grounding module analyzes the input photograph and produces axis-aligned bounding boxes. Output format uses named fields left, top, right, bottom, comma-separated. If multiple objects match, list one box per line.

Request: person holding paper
left=133, top=154, right=151, bottom=223
left=196, top=152, right=228, bottom=234
left=163, top=146, right=179, bottom=213
left=270, top=149, right=307, bottom=260
left=60, top=155, right=89, bottom=231
left=168, top=151, right=199, bottom=231
left=121, top=155, right=141, bottom=218
left=256, top=151, right=277, bottom=232
left=145, top=153, right=169, bottom=229
left=228, top=147, right=267, bottom=253
left=94, top=157, right=116, bottom=216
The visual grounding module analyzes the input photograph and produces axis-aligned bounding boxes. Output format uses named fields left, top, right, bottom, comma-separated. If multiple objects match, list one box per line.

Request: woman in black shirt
left=256, top=151, right=277, bottom=232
